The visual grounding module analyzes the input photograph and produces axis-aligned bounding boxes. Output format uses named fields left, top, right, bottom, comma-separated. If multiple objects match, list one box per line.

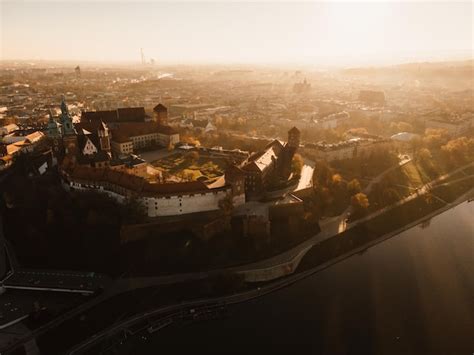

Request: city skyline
left=1, top=1, right=472, bottom=66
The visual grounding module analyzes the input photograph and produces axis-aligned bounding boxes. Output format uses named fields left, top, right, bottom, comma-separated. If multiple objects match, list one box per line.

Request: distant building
left=0, top=124, right=19, bottom=136
left=293, top=78, right=311, bottom=94
left=4, top=131, right=45, bottom=156
left=75, top=65, right=81, bottom=78
left=425, top=115, right=473, bottom=137
left=359, top=90, right=385, bottom=105
left=304, top=138, right=389, bottom=162
left=315, top=111, right=350, bottom=129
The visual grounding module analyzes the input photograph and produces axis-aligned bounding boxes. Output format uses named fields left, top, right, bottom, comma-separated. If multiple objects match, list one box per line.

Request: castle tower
left=287, top=126, right=301, bottom=151
left=97, top=121, right=111, bottom=152
left=60, top=97, right=76, bottom=136
left=59, top=97, right=78, bottom=163
left=75, top=65, right=81, bottom=78
left=225, top=165, right=246, bottom=206
left=153, top=103, right=168, bottom=125
left=46, top=110, right=61, bottom=138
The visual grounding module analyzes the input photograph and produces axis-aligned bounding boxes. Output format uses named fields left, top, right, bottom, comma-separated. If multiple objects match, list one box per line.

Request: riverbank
left=3, top=177, right=472, bottom=354
left=297, top=180, right=473, bottom=273
left=58, top=183, right=473, bottom=354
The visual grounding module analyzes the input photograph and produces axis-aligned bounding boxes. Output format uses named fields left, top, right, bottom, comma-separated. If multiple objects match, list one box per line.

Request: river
left=132, top=201, right=473, bottom=354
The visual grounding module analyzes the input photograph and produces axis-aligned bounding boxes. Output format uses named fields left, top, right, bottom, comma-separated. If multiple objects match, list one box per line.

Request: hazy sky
left=1, top=1, right=472, bottom=65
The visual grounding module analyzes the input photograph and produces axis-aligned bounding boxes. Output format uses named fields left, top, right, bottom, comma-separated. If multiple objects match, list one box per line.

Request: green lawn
left=152, top=152, right=227, bottom=181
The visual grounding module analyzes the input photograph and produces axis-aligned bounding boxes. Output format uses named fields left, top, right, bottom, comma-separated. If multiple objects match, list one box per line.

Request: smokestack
left=140, top=48, right=146, bottom=65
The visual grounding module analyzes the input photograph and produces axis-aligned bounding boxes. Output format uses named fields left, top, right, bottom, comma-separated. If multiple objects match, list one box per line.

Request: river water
left=138, top=201, right=473, bottom=354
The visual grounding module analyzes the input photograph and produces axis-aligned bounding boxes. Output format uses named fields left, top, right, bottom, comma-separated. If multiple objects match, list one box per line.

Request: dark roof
left=81, top=107, right=147, bottom=123
left=77, top=132, right=100, bottom=151
left=263, top=139, right=284, bottom=154
left=110, top=155, right=146, bottom=168
left=75, top=121, right=104, bottom=133
left=77, top=150, right=110, bottom=165
left=81, top=110, right=117, bottom=123
left=243, top=140, right=283, bottom=173
left=153, top=103, right=167, bottom=112
left=117, top=107, right=147, bottom=122
left=225, top=165, right=245, bottom=180
left=289, top=126, right=300, bottom=134
left=112, top=131, right=132, bottom=143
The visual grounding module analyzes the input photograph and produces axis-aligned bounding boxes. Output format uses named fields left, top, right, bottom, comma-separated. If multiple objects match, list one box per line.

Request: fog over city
left=0, top=1, right=473, bottom=355
left=2, top=1, right=472, bottom=65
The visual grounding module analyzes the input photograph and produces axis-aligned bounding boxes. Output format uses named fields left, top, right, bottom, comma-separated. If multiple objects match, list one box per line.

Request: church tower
left=46, top=110, right=61, bottom=138
left=60, top=97, right=76, bottom=136
left=287, top=126, right=301, bottom=151
left=59, top=97, right=78, bottom=163
left=97, top=121, right=111, bottom=153
left=153, top=103, right=168, bottom=125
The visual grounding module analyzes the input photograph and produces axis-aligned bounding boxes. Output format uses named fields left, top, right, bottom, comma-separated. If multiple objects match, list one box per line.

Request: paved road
left=343, top=161, right=474, bottom=229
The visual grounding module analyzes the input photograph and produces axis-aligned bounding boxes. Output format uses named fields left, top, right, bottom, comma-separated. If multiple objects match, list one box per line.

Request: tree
left=423, top=128, right=449, bottom=149
left=390, top=121, right=413, bottom=133
left=410, top=137, right=423, bottom=155
left=441, top=137, right=474, bottom=164
left=382, top=187, right=401, bottom=205
left=313, top=160, right=333, bottom=187
left=416, top=147, right=435, bottom=174
left=291, top=153, right=304, bottom=177
left=347, top=178, right=362, bottom=194
left=331, top=173, right=343, bottom=186
left=351, top=192, right=369, bottom=217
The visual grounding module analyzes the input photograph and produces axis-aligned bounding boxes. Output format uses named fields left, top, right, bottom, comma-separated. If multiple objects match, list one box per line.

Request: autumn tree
left=351, top=192, right=369, bottom=218
left=291, top=153, right=304, bottom=177
left=423, top=128, right=449, bottom=149
left=347, top=178, right=362, bottom=194
left=441, top=137, right=474, bottom=164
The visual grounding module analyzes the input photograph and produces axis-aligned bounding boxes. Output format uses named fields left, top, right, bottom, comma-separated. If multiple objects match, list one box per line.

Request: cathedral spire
left=59, top=96, right=75, bottom=136
left=60, top=95, right=69, bottom=116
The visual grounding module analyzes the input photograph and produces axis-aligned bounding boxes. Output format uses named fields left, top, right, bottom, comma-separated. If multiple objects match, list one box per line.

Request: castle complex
left=45, top=98, right=300, bottom=218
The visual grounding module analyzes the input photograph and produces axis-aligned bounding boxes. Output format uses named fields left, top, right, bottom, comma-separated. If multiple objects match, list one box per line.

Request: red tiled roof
left=66, top=166, right=226, bottom=197
left=117, top=107, right=146, bottom=122
left=81, top=110, right=117, bottom=123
